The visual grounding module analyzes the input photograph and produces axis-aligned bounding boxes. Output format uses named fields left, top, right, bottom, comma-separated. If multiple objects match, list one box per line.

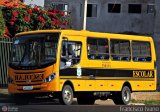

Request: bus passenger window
left=87, top=38, right=109, bottom=60
left=60, top=41, right=82, bottom=69
left=132, top=41, right=151, bottom=62
left=111, top=40, right=130, bottom=61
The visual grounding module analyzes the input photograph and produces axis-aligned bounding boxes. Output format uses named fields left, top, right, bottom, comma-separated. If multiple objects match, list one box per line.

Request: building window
left=87, top=4, right=97, bottom=17
left=128, top=4, right=141, bottom=14
left=147, top=4, right=155, bottom=13
left=52, top=3, right=68, bottom=15
left=108, top=4, right=121, bottom=13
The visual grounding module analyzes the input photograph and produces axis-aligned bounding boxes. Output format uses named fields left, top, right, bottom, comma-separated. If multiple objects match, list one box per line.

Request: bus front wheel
left=112, top=86, right=131, bottom=105
left=59, top=85, right=74, bottom=105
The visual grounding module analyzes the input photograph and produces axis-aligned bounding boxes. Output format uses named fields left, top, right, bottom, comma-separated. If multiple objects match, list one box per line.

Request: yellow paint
left=8, top=30, right=157, bottom=94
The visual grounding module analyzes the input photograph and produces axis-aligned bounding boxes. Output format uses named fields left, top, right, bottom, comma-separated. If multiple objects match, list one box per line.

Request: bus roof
left=15, top=29, right=152, bottom=41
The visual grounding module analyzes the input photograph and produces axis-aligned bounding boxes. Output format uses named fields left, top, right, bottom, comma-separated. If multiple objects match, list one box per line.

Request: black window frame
left=87, top=37, right=109, bottom=60
left=52, top=2, right=69, bottom=15
left=110, top=39, right=131, bottom=61
left=132, top=41, right=152, bottom=62
left=147, top=4, right=155, bottom=13
left=128, top=4, right=142, bottom=14
left=87, top=4, right=97, bottom=17
left=60, top=40, right=82, bottom=69
left=108, top=3, right=121, bottom=13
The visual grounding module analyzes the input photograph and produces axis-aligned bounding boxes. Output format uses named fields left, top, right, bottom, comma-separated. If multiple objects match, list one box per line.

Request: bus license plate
left=23, top=86, right=33, bottom=90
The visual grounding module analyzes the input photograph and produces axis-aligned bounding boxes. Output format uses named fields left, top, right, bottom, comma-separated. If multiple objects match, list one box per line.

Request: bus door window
left=60, top=41, right=82, bottom=69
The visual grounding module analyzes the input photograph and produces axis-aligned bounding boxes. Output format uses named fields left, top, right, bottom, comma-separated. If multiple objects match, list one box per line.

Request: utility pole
left=83, top=0, right=88, bottom=30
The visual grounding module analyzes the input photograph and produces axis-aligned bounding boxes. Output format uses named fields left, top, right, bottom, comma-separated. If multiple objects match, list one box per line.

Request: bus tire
left=14, top=94, right=30, bottom=105
left=59, top=85, right=74, bottom=105
left=112, top=86, right=131, bottom=105
left=77, top=95, right=95, bottom=105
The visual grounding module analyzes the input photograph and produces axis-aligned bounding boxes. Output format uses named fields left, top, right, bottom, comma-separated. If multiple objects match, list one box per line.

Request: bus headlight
left=8, top=76, right=14, bottom=84
left=44, top=73, right=55, bottom=82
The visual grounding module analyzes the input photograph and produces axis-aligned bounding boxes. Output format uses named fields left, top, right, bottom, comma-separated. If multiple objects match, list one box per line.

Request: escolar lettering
left=133, top=71, right=154, bottom=78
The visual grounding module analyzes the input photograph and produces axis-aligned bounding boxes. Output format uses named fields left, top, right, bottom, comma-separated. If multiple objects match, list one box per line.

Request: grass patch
left=131, top=99, right=160, bottom=105
left=131, top=99, right=143, bottom=103
left=144, top=100, right=160, bottom=105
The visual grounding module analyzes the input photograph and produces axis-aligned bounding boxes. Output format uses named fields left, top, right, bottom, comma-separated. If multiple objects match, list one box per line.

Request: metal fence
left=0, top=38, right=14, bottom=88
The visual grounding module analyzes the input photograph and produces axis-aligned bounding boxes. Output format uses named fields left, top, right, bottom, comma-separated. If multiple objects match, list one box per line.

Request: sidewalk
left=0, top=88, right=8, bottom=95
left=132, top=92, right=160, bottom=101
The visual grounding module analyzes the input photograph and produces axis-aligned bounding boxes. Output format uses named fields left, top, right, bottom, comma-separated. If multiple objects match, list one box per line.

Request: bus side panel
left=130, top=81, right=156, bottom=91
left=150, top=38, right=157, bottom=90
left=59, top=79, right=89, bottom=91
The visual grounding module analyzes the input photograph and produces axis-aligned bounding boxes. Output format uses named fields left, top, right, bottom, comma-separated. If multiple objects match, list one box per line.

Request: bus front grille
left=17, top=88, right=41, bottom=91
left=14, top=72, right=44, bottom=86
left=16, top=83, right=42, bottom=86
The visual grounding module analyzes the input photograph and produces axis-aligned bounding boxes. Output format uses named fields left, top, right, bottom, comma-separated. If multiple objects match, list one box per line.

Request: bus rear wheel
left=112, top=86, right=131, bottom=105
left=59, top=85, right=74, bottom=105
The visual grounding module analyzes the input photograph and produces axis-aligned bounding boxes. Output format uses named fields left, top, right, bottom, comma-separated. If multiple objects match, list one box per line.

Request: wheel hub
left=64, top=89, right=71, bottom=102
left=123, top=90, right=129, bottom=102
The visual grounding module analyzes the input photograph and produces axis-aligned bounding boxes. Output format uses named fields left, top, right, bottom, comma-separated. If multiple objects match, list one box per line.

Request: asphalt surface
left=0, top=97, right=115, bottom=105
left=1, top=97, right=160, bottom=112
left=0, top=89, right=156, bottom=112
left=1, top=105, right=121, bottom=112
left=0, top=101, right=159, bottom=112
left=0, top=98, right=118, bottom=112
left=0, top=88, right=119, bottom=112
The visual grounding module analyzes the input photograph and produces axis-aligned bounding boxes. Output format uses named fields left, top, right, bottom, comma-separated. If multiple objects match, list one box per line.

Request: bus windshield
left=9, top=33, right=59, bottom=69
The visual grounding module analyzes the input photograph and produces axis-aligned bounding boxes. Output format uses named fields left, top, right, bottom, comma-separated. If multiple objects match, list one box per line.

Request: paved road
left=0, top=98, right=115, bottom=105
left=0, top=97, right=147, bottom=112
left=1, top=105, right=121, bottom=112
left=0, top=98, right=119, bottom=112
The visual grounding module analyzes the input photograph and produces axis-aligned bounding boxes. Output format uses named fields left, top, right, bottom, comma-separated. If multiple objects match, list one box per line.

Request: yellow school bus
left=8, top=30, right=157, bottom=105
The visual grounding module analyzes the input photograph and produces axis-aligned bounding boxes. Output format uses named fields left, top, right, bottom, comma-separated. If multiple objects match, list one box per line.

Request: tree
left=0, top=8, right=5, bottom=37
left=2, top=5, right=70, bottom=38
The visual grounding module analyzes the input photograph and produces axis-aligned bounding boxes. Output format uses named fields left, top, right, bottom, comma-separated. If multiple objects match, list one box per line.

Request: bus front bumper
left=8, top=82, right=58, bottom=94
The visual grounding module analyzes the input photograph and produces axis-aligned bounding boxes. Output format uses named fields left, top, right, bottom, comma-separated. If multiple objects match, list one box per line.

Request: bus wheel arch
left=63, top=80, right=75, bottom=92
left=112, top=81, right=132, bottom=105
left=122, top=81, right=132, bottom=93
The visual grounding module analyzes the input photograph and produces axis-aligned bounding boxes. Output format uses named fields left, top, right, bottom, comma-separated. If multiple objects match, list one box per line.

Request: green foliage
left=0, top=9, right=5, bottom=37
left=144, top=100, right=160, bottom=105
